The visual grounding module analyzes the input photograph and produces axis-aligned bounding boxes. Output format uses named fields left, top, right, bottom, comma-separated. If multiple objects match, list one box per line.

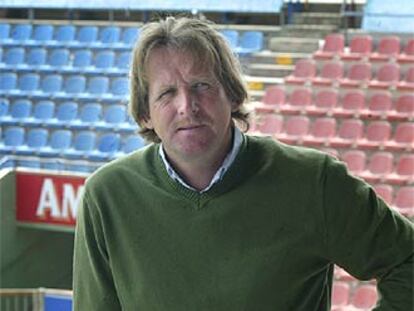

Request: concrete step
left=268, top=37, right=320, bottom=53
left=293, top=12, right=342, bottom=26
left=246, top=63, right=293, bottom=78
left=248, top=50, right=310, bottom=65
left=279, top=24, right=338, bottom=39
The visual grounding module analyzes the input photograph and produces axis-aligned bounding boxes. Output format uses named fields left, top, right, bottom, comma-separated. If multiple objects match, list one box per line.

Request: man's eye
left=158, top=89, right=174, bottom=100
left=193, top=82, right=210, bottom=91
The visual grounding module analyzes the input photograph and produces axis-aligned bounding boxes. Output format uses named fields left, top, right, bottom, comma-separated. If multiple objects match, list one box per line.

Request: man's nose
left=177, top=89, right=198, bottom=115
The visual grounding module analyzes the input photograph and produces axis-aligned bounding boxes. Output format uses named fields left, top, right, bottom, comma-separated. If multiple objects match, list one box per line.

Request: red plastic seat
left=340, top=35, right=373, bottom=61
left=358, top=121, right=392, bottom=149
left=389, top=94, right=414, bottom=121
left=314, top=33, right=345, bottom=60
left=256, top=85, right=285, bottom=113
left=385, top=122, right=414, bottom=151
left=396, top=66, right=414, bottom=92
left=373, top=184, right=393, bottom=206
left=339, top=62, right=372, bottom=88
left=341, top=150, right=366, bottom=175
left=334, top=90, right=366, bottom=117
left=281, top=87, right=312, bottom=114
left=394, top=186, right=414, bottom=216
left=311, top=61, right=344, bottom=86
left=386, top=154, right=414, bottom=185
left=332, top=282, right=350, bottom=307
left=303, top=117, right=336, bottom=146
left=361, top=91, right=393, bottom=119
left=307, top=88, right=338, bottom=116
left=361, top=152, right=394, bottom=183
left=285, top=59, right=316, bottom=85
left=351, top=284, right=378, bottom=309
left=368, top=63, right=400, bottom=89
left=397, top=39, right=414, bottom=64
left=330, top=119, right=364, bottom=148
left=255, top=114, right=284, bottom=135
left=275, top=115, right=310, bottom=145
left=369, top=36, right=401, bottom=62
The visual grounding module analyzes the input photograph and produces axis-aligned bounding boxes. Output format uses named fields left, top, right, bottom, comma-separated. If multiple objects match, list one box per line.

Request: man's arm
left=73, top=190, right=122, bottom=310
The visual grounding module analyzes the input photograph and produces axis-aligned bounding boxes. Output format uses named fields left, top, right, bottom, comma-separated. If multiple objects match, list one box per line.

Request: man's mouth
left=177, top=124, right=205, bottom=131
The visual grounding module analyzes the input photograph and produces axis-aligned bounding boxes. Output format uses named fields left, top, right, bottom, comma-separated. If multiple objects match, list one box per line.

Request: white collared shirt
left=159, top=127, right=243, bottom=193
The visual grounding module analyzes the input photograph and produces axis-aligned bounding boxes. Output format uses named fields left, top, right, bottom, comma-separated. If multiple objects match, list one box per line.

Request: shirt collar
left=159, top=127, right=243, bottom=193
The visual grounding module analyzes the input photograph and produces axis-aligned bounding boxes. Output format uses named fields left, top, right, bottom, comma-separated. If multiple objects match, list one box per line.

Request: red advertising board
left=16, top=171, right=86, bottom=230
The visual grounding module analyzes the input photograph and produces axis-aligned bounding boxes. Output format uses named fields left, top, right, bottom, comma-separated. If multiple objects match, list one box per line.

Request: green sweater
left=73, top=135, right=414, bottom=311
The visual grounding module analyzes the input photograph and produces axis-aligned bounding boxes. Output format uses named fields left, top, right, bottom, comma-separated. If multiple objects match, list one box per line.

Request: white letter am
left=61, top=183, right=85, bottom=220
left=36, top=178, right=60, bottom=218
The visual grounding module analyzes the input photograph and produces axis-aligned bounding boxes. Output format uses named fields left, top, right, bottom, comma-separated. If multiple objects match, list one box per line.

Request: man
left=73, top=17, right=413, bottom=310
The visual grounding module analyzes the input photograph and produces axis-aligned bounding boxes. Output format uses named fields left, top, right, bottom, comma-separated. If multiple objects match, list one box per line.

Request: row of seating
left=0, top=127, right=145, bottom=161
left=0, top=23, right=140, bottom=49
left=284, top=59, right=414, bottom=91
left=255, top=86, right=414, bottom=121
left=314, top=33, right=414, bottom=64
left=0, top=73, right=129, bottom=101
left=332, top=282, right=378, bottom=310
left=0, top=48, right=131, bottom=74
left=253, top=115, right=413, bottom=152
left=0, top=100, right=136, bottom=132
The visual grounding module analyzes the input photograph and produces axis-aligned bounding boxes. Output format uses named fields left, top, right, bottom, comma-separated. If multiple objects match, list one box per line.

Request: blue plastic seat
left=32, top=25, right=54, bottom=42
left=26, top=48, right=47, bottom=67
left=11, top=24, right=32, bottom=41
left=3, top=47, right=25, bottom=65
left=0, top=23, right=10, bottom=40
left=2, top=99, right=32, bottom=125
left=0, top=73, right=17, bottom=92
left=87, top=76, right=109, bottom=95
left=89, top=133, right=121, bottom=161
left=54, top=25, right=76, bottom=43
left=17, top=128, right=49, bottom=155
left=121, top=27, right=140, bottom=45
left=0, top=98, right=9, bottom=118
left=236, top=31, right=264, bottom=55
left=47, top=48, right=70, bottom=67
left=64, top=131, right=96, bottom=159
left=101, top=104, right=126, bottom=127
left=220, top=29, right=239, bottom=50
left=72, top=102, right=102, bottom=129
left=0, top=126, right=25, bottom=154
left=110, top=77, right=129, bottom=96
left=39, top=129, right=72, bottom=157
left=41, top=74, right=63, bottom=94
left=76, top=26, right=98, bottom=44
left=115, top=51, right=131, bottom=69
left=49, top=101, right=78, bottom=127
left=94, top=50, right=115, bottom=69
left=26, top=100, right=55, bottom=126
left=72, top=49, right=93, bottom=68
left=18, top=73, right=40, bottom=92
left=99, top=26, right=121, bottom=44
left=64, top=75, right=86, bottom=94
left=122, top=135, right=145, bottom=154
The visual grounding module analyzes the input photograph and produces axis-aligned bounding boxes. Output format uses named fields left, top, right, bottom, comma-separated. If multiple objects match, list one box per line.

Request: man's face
left=144, top=47, right=234, bottom=166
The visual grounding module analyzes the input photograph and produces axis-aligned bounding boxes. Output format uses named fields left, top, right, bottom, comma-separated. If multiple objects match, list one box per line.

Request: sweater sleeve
left=321, top=155, right=414, bottom=310
left=73, top=190, right=122, bottom=311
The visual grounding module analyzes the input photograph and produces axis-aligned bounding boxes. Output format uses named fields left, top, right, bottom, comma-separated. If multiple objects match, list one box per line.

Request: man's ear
left=142, top=118, right=154, bottom=129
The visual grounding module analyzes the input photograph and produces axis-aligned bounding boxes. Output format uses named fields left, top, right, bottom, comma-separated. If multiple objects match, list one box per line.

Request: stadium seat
left=54, top=25, right=76, bottom=43
left=121, top=135, right=145, bottom=154
left=93, top=50, right=115, bottom=70
left=98, top=26, right=121, bottom=45
left=26, top=48, right=47, bottom=67
left=40, top=74, right=63, bottom=95
left=64, top=131, right=96, bottom=159
left=2, top=99, right=32, bottom=125
left=285, top=59, right=316, bottom=85
left=373, top=184, right=393, bottom=206
left=110, top=77, right=129, bottom=100
left=397, top=39, right=414, bottom=64
left=256, top=85, right=285, bottom=112
left=115, top=51, right=131, bottom=69
left=17, top=128, right=49, bottom=155
left=389, top=94, right=414, bottom=120
left=385, top=122, right=414, bottom=151
left=63, top=75, right=86, bottom=95
left=303, top=117, right=336, bottom=146
left=254, top=114, right=284, bottom=135
left=0, top=23, right=10, bottom=41
left=86, top=76, right=109, bottom=97
left=17, top=73, right=40, bottom=95
left=0, top=98, right=9, bottom=119
left=47, top=48, right=70, bottom=68
left=88, top=133, right=121, bottom=161
left=0, top=72, right=17, bottom=94
left=32, top=24, right=54, bottom=43
left=0, top=126, right=25, bottom=154
left=314, top=33, right=345, bottom=60
left=71, top=102, right=102, bottom=129
left=361, top=152, right=394, bottom=183
left=396, top=66, right=414, bottom=91
left=341, top=150, right=366, bottom=175
left=220, top=29, right=239, bottom=50
left=76, top=26, right=98, bottom=45
left=282, top=87, right=312, bottom=114
left=340, top=35, right=373, bottom=61
left=235, top=31, right=263, bottom=55
left=339, top=62, right=372, bottom=88
left=331, top=282, right=349, bottom=307
left=358, top=121, right=392, bottom=149
left=48, top=101, right=78, bottom=127
left=38, top=129, right=72, bottom=157
left=121, top=27, right=140, bottom=46
left=351, top=284, right=378, bottom=309
left=311, top=61, right=344, bottom=86
left=10, top=24, right=32, bottom=42
left=330, top=119, right=364, bottom=148
left=361, top=91, right=393, bottom=119
left=72, top=49, right=93, bottom=68
left=2, top=47, right=25, bottom=67
left=26, top=100, right=55, bottom=126
left=275, top=115, right=310, bottom=145
left=368, top=63, right=400, bottom=89
left=394, top=187, right=414, bottom=216
left=306, top=88, right=338, bottom=116
left=370, top=36, right=401, bottom=62
left=96, top=104, right=127, bottom=131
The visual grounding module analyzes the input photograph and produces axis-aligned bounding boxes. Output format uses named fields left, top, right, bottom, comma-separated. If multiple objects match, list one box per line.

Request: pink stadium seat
left=361, top=91, right=393, bottom=119
left=369, top=36, right=401, bottom=62
left=307, top=88, right=338, bottom=116
left=373, top=184, right=393, bottom=206
left=358, top=121, right=392, bottom=149
left=389, top=94, right=414, bottom=121
left=332, top=282, right=350, bottom=307
left=334, top=90, right=366, bottom=117
left=368, top=63, right=400, bottom=89
left=351, top=284, right=378, bottom=309
left=311, top=61, right=344, bottom=86
left=396, top=66, right=414, bottom=92
left=275, top=115, right=310, bottom=145
left=385, top=122, right=414, bottom=151
left=361, top=152, right=394, bottom=183
left=334, top=266, right=357, bottom=282
left=387, top=154, right=414, bottom=185
left=342, top=150, right=366, bottom=175
left=314, top=33, right=345, bottom=60
left=340, top=35, right=373, bottom=61
left=397, top=39, right=414, bottom=64
left=330, top=119, right=364, bottom=148
left=285, top=59, right=316, bottom=85
left=256, top=85, right=286, bottom=113
left=281, top=87, right=312, bottom=114
left=303, top=117, right=336, bottom=146
left=394, top=186, right=414, bottom=216
left=339, top=62, right=372, bottom=88
left=255, top=114, right=284, bottom=135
